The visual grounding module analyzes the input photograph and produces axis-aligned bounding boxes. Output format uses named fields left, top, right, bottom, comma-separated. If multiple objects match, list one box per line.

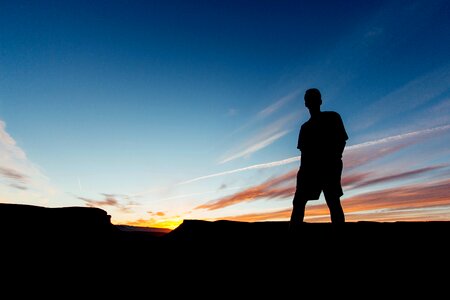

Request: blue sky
left=1, top=0, right=450, bottom=228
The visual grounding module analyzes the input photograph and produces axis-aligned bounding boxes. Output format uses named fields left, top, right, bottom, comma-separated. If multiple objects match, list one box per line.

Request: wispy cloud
left=196, top=169, right=297, bottom=211
left=349, top=164, right=448, bottom=190
left=257, top=89, right=302, bottom=119
left=221, top=89, right=303, bottom=146
left=180, top=156, right=300, bottom=185
left=219, top=112, right=298, bottom=164
left=148, top=211, right=166, bottom=217
left=344, top=124, right=450, bottom=172
left=213, top=177, right=450, bottom=223
left=78, top=193, right=139, bottom=213
left=354, top=64, right=450, bottom=130
left=195, top=127, right=450, bottom=212
left=429, top=98, right=450, bottom=113
left=216, top=88, right=303, bottom=164
left=347, top=124, right=450, bottom=151
left=0, top=120, right=56, bottom=203
left=342, top=178, right=450, bottom=213
left=408, top=98, right=450, bottom=132
left=0, top=167, right=28, bottom=183
left=0, top=121, right=26, bottom=159
left=9, top=183, right=28, bottom=190
left=182, top=124, right=450, bottom=185
left=220, top=130, right=291, bottom=164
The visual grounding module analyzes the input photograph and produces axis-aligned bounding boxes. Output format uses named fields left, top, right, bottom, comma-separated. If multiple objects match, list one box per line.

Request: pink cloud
left=78, top=194, right=139, bottom=213
left=196, top=169, right=297, bottom=211
left=213, top=178, right=450, bottom=223
left=349, top=165, right=447, bottom=190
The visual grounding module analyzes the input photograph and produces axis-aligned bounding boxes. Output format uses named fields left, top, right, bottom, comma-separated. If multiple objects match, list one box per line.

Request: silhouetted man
left=289, top=88, right=348, bottom=232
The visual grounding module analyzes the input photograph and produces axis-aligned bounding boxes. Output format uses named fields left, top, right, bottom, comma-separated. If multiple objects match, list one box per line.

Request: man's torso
left=297, top=111, right=348, bottom=162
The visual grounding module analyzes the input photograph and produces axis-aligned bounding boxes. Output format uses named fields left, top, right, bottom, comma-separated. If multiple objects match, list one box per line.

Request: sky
left=1, top=0, right=450, bottom=229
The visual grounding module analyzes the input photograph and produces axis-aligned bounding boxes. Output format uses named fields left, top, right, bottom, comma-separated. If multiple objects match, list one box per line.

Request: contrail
left=179, top=124, right=450, bottom=185
left=179, top=156, right=300, bottom=185
left=346, top=124, right=450, bottom=150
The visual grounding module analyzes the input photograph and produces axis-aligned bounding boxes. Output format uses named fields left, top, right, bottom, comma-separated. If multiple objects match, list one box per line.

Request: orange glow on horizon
left=122, top=217, right=183, bottom=230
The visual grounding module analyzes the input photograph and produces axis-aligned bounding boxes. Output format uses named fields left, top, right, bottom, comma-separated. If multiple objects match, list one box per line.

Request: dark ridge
left=2, top=203, right=450, bottom=262
left=165, top=218, right=450, bottom=244
left=2, top=203, right=446, bottom=288
left=0, top=203, right=117, bottom=245
left=163, top=219, right=290, bottom=243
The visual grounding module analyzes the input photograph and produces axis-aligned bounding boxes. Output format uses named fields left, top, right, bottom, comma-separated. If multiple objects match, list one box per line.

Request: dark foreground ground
left=1, top=203, right=449, bottom=289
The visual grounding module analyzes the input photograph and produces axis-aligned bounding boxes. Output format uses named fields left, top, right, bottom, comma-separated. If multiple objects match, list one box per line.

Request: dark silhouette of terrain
left=0, top=203, right=116, bottom=242
left=1, top=203, right=449, bottom=248
left=2, top=202, right=449, bottom=291
left=1, top=203, right=449, bottom=272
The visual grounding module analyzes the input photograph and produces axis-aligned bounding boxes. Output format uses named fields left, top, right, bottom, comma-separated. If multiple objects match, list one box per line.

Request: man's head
left=304, top=88, right=322, bottom=111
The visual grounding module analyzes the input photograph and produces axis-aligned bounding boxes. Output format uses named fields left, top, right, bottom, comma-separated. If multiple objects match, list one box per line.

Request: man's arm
left=297, top=125, right=303, bottom=151
left=335, top=113, right=348, bottom=156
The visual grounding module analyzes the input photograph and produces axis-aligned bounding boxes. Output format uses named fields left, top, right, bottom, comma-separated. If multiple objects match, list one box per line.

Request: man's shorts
left=294, top=159, right=343, bottom=202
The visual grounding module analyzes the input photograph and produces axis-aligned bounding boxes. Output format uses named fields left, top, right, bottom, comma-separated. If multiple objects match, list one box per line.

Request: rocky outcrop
left=0, top=203, right=117, bottom=243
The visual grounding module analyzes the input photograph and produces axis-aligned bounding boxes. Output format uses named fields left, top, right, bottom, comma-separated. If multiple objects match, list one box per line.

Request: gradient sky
left=1, top=0, right=450, bottom=229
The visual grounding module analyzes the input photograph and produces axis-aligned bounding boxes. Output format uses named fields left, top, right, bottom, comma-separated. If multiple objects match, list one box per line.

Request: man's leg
left=324, top=160, right=345, bottom=224
left=289, top=194, right=308, bottom=232
left=324, top=196, right=345, bottom=224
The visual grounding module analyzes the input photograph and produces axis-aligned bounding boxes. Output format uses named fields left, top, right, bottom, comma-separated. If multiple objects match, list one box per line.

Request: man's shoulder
left=300, top=119, right=311, bottom=128
left=322, top=111, right=341, bottom=117
left=322, top=111, right=343, bottom=121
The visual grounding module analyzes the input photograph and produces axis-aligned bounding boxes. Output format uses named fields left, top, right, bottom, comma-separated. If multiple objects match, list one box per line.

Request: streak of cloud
left=182, top=124, right=450, bottom=185
left=148, top=211, right=166, bottom=217
left=343, top=178, right=450, bottom=213
left=349, top=165, right=448, bottom=190
left=180, top=157, right=300, bottom=185
left=219, top=130, right=290, bottom=164
left=354, top=64, right=450, bottom=130
left=0, top=167, right=27, bottom=183
left=78, top=193, right=139, bottom=213
left=9, top=183, right=28, bottom=190
left=196, top=161, right=447, bottom=212
left=0, top=120, right=26, bottom=159
left=219, top=112, right=298, bottom=164
left=341, top=172, right=371, bottom=187
left=79, top=195, right=119, bottom=207
left=228, top=89, right=302, bottom=137
left=0, top=120, right=56, bottom=203
left=213, top=178, right=450, bottom=223
left=301, top=178, right=450, bottom=222
left=257, top=89, right=302, bottom=118
left=196, top=169, right=297, bottom=211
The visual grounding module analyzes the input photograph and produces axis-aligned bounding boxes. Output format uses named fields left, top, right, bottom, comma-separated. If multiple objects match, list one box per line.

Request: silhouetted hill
left=3, top=204, right=446, bottom=290
left=2, top=203, right=449, bottom=263
left=165, top=218, right=450, bottom=246
left=162, top=218, right=450, bottom=256
left=0, top=203, right=117, bottom=245
left=164, top=219, right=289, bottom=243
